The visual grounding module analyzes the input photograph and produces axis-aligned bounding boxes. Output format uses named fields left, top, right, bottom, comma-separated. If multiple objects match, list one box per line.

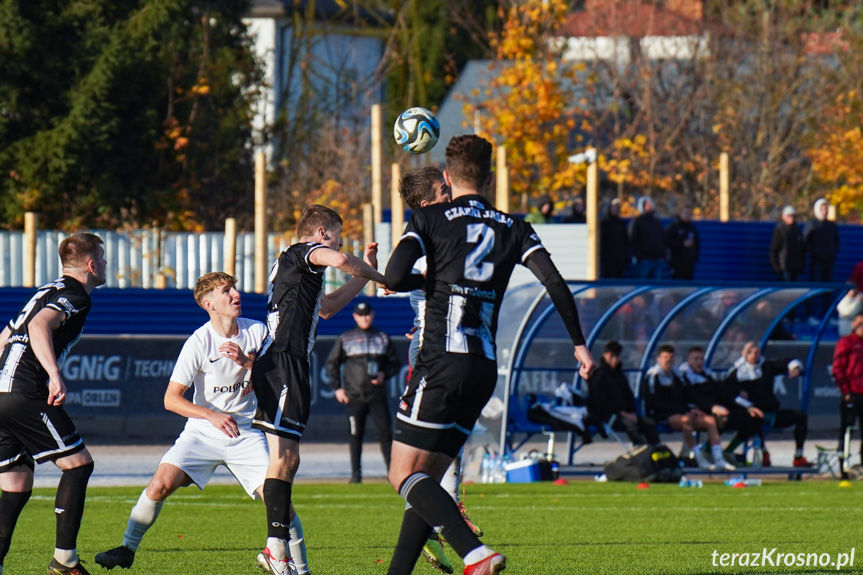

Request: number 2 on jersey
left=464, top=223, right=495, bottom=281
left=10, top=288, right=51, bottom=330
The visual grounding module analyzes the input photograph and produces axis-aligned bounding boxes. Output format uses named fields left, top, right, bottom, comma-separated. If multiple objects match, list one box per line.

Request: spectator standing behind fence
left=325, top=302, right=401, bottom=484
left=524, top=194, right=554, bottom=224
left=665, top=206, right=700, bottom=280
left=831, top=313, right=863, bottom=479
left=563, top=196, right=586, bottom=223
left=629, top=196, right=666, bottom=279
left=803, top=198, right=840, bottom=282
left=587, top=341, right=659, bottom=445
left=724, top=341, right=812, bottom=467
left=770, top=206, right=805, bottom=281
left=600, top=198, right=629, bottom=278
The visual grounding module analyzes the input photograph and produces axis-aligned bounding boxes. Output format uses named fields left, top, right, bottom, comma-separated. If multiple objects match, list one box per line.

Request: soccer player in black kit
left=383, top=136, right=595, bottom=575
left=252, top=205, right=386, bottom=575
left=0, top=232, right=106, bottom=575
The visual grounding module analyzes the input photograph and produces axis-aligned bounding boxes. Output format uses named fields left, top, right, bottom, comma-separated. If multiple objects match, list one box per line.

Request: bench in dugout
left=505, top=390, right=628, bottom=465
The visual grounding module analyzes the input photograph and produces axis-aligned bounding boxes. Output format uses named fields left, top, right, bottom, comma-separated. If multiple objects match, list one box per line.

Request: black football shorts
left=251, top=351, right=311, bottom=442
left=394, top=349, right=497, bottom=457
left=0, top=393, right=85, bottom=471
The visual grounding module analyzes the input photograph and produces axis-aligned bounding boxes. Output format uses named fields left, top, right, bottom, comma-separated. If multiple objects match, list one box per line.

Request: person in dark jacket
left=665, top=206, right=700, bottom=280
left=600, top=198, right=629, bottom=278
left=587, top=341, right=658, bottom=445
left=803, top=198, right=840, bottom=282
left=629, top=196, right=666, bottom=279
left=679, top=346, right=761, bottom=464
left=325, top=302, right=401, bottom=483
left=724, top=341, right=811, bottom=467
left=769, top=206, right=805, bottom=281
left=641, top=344, right=729, bottom=470
left=563, top=196, right=586, bottom=223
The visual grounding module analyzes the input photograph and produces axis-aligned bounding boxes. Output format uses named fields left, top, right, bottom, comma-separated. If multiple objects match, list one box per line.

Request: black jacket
left=325, top=327, right=401, bottom=401
left=587, top=357, right=636, bottom=422
left=769, top=222, right=805, bottom=275
left=665, top=218, right=699, bottom=279
left=724, top=359, right=788, bottom=413
left=681, top=368, right=731, bottom=413
left=600, top=211, right=629, bottom=270
left=629, top=212, right=666, bottom=261
left=803, top=219, right=839, bottom=264
left=641, top=367, right=686, bottom=421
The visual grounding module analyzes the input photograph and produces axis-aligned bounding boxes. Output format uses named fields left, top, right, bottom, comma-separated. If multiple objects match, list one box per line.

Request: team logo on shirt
left=213, top=380, right=252, bottom=394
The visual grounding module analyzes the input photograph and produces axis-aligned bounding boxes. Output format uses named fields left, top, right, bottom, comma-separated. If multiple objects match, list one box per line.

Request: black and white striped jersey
left=262, top=242, right=328, bottom=359
left=0, top=276, right=91, bottom=399
left=401, top=194, right=544, bottom=361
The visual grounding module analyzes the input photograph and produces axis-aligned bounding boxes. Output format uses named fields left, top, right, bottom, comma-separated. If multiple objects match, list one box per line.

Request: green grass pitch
left=5, top=480, right=863, bottom=574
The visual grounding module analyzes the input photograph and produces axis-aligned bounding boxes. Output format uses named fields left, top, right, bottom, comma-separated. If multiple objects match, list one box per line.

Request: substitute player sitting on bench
left=95, top=273, right=309, bottom=573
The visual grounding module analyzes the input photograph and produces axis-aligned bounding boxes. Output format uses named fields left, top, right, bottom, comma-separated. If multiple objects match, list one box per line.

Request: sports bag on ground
left=604, top=444, right=682, bottom=483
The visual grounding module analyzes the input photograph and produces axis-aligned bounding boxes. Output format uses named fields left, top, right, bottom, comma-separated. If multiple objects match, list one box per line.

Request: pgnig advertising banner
left=60, top=336, right=839, bottom=429
left=61, top=335, right=411, bottom=418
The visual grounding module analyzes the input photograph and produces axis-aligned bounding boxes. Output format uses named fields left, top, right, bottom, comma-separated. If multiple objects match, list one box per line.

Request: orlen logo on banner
left=62, top=355, right=123, bottom=382
left=82, top=389, right=121, bottom=407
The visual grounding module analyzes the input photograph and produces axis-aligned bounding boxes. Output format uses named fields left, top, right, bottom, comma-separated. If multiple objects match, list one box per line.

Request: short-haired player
left=94, top=273, right=310, bottom=574
left=252, top=205, right=386, bottom=575
left=384, top=136, right=594, bottom=575
left=399, top=167, right=482, bottom=574
left=0, top=233, right=106, bottom=575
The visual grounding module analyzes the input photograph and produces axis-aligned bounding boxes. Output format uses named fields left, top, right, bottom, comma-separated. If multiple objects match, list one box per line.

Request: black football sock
left=0, top=490, right=31, bottom=564
left=263, top=478, right=293, bottom=541
left=399, top=472, right=480, bottom=558
left=55, top=462, right=93, bottom=550
left=387, top=506, right=433, bottom=575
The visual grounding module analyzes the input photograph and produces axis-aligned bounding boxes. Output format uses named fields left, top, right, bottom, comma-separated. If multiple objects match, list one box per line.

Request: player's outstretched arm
left=383, top=238, right=425, bottom=292
left=525, top=250, right=595, bottom=375
left=312, top=243, right=387, bottom=318
left=164, top=381, right=240, bottom=438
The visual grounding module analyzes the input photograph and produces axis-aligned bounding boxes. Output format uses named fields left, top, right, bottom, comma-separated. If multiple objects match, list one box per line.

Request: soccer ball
left=393, top=107, right=440, bottom=154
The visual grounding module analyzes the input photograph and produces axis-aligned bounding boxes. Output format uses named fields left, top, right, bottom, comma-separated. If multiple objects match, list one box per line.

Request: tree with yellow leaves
left=462, top=0, right=584, bottom=212
left=809, top=91, right=863, bottom=218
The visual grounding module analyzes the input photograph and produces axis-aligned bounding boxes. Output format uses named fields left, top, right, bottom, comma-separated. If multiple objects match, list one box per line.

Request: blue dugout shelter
left=476, top=281, right=850, bottom=462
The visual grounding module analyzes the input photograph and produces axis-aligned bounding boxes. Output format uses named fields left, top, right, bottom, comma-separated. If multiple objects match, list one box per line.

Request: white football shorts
left=159, top=426, right=268, bottom=498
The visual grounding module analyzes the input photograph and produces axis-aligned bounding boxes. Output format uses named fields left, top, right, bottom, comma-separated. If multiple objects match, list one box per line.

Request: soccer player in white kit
left=95, top=273, right=309, bottom=574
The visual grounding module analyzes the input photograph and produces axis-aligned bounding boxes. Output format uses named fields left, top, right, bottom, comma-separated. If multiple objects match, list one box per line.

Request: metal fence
left=0, top=230, right=365, bottom=291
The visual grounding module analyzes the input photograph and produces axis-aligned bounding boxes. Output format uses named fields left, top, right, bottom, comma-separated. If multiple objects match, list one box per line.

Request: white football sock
left=795, top=448, right=804, bottom=458
left=289, top=514, right=309, bottom=574
left=439, top=459, right=460, bottom=503
left=267, top=537, right=288, bottom=561
left=463, top=545, right=494, bottom=565
left=53, top=548, right=78, bottom=567
left=711, top=444, right=724, bottom=462
left=122, top=490, right=164, bottom=552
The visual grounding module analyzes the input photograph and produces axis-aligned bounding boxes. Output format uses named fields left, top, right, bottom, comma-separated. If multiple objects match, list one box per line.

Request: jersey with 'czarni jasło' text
left=402, top=194, right=544, bottom=361
left=0, top=276, right=91, bottom=399
left=261, top=242, right=328, bottom=360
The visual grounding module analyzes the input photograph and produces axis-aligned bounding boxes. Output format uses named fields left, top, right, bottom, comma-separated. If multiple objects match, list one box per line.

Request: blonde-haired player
left=95, top=273, right=310, bottom=574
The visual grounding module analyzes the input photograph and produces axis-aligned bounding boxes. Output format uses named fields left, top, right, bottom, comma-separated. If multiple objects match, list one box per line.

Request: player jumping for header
left=383, top=135, right=594, bottom=575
